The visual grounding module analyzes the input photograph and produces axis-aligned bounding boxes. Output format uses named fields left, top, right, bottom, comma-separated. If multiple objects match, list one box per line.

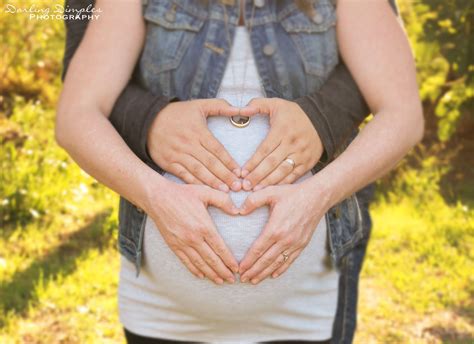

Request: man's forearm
left=294, top=63, right=370, bottom=163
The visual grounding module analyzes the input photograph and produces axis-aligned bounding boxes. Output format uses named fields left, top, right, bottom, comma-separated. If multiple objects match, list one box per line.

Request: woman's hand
left=146, top=179, right=240, bottom=285
left=240, top=97, right=323, bottom=191
left=237, top=180, right=331, bottom=284
left=148, top=99, right=258, bottom=192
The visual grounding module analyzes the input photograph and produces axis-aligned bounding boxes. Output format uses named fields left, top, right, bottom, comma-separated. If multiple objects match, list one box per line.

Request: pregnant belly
left=138, top=115, right=337, bottom=321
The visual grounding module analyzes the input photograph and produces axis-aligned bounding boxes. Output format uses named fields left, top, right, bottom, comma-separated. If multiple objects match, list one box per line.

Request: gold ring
left=282, top=250, right=289, bottom=262
left=230, top=115, right=250, bottom=128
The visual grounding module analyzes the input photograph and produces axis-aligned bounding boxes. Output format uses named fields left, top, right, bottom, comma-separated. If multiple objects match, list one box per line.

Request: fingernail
left=251, top=278, right=259, bottom=284
left=226, top=277, right=235, bottom=284
left=215, top=278, right=224, bottom=285
left=219, top=184, right=229, bottom=192
left=272, top=273, right=278, bottom=278
left=231, top=180, right=241, bottom=191
left=241, top=276, right=248, bottom=283
left=233, top=168, right=241, bottom=177
left=231, top=205, right=239, bottom=215
left=243, top=179, right=252, bottom=190
left=241, top=169, right=249, bottom=178
left=253, top=184, right=263, bottom=191
left=199, top=273, right=205, bottom=279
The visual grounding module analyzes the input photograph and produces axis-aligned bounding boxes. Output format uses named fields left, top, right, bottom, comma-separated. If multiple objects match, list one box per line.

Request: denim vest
left=118, top=0, right=374, bottom=278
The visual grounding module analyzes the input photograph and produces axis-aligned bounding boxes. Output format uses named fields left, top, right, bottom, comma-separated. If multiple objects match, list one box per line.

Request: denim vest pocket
left=326, top=193, right=366, bottom=267
left=279, top=0, right=338, bottom=78
left=118, top=197, right=147, bottom=275
left=140, top=0, right=206, bottom=95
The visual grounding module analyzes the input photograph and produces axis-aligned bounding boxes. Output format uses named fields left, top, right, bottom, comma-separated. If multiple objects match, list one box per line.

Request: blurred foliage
left=0, top=0, right=111, bottom=230
left=399, top=0, right=473, bottom=143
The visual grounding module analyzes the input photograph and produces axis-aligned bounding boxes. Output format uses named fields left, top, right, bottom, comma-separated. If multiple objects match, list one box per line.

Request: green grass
left=355, top=195, right=473, bottom=343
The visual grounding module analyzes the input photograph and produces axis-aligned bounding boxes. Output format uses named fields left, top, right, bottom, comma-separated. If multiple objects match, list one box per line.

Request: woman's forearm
left=55, top=105, right=167, bottom=213
left=311, top=0, right=424, bottom=209
left=310, top=105, right=424, bottom=208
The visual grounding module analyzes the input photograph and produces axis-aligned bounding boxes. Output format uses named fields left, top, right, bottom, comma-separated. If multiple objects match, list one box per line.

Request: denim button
left=312, top=11, right=323, bottom=24
left=165, top=11, right=176, bottom=22
left=254, top=0, right=265, bottom=8
left=263, top=44, right=275, bottom=56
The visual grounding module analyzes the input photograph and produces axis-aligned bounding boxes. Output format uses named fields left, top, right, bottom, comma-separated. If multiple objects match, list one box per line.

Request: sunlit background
left=0, top=0, right=472, bottom=342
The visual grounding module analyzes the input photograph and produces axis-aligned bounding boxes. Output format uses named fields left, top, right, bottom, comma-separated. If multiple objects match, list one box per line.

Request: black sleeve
left=293, top=63, right=370, bottom=163
left=293, top=0, right=399, bottom=163
left=61, top=0, right=171, bottom=174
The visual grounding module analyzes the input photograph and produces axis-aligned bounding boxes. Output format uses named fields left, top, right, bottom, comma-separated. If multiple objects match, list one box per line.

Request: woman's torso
left=119, top=26, right=339, bottom=343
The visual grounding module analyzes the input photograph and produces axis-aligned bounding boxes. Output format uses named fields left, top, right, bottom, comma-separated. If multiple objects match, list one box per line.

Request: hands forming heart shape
left=147, top=97, right=330, bottom=285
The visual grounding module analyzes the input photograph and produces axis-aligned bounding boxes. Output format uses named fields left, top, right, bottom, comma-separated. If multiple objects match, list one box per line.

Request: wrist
left=307, top=171, right=340, bottom=212
left=139, top=170, right=172, bottom=214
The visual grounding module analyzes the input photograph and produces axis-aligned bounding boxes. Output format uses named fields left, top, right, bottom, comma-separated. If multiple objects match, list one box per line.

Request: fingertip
left=238, top=264, right=247, bottom=275
left=231, top=180, right=242, bottom=192
left=233, top=168, right=241, bottom=177
left=231, top=205, right=239, bottom=215
left=238, top=203, right=249, bottom=215
left=218, top=184, right=230, bottom=193
left=242, top=179, right=252, bottom=191
left=241, top=169, right=249, bottom=178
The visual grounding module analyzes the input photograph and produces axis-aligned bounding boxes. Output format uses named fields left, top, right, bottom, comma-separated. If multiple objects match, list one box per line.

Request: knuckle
left=246, top=196, right=256, bottom=208
left=261, top=145, right=272, bottom=156
left=266, top=155, right=279, bottom=167
left=263, top=256, right=274, bottom=266
left=175, top=167, right=188, bottom=179
left=289, top=135, right=298, bottom=145
left=183, top=233, right=197, bottom=245
left=214, top=245, right=225, bottom=256
left=283, top=235, right=294, bottom=246
left=221, top=154, right=233, bottom=167
left=162, top=152, right=174, bottom=163
left=207, top=256, right=219, bottom=267
left=271, top=230, right=285, bottom=241
left=254, top=247, right=265, bottom=258
left=202, top=155, right=213, bottom=169
left=196, top=225, right=208, bottom=236
left=190, top=162, right=201, bottom=174
left=193, top=259, right=204, bottom=268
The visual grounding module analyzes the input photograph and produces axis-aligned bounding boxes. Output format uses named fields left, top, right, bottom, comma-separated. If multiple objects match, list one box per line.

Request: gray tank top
left=118, top=27, right=339, bottom=343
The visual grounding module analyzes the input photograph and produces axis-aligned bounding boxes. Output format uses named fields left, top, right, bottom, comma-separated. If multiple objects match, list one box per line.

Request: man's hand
left=147, top=179, right=240, bottom=284
left=147, top=98, right=258, bottom=192
left=241, top=98, right=324, bottom=191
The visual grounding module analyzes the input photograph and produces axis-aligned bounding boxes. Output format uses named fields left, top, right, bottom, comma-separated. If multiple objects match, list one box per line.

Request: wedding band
left=284, top=158, right=295, bottom=168
left=282, top=250, right=289, bottom=262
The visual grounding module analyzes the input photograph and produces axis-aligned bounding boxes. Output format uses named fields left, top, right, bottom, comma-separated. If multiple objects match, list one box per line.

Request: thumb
left=239, top=187, right=275, bottom=215
left=202, top=188, right=239, bottom=215
left=200, top=98, right=242, bottom=118
left=245, top=97, right=275, bottom=116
